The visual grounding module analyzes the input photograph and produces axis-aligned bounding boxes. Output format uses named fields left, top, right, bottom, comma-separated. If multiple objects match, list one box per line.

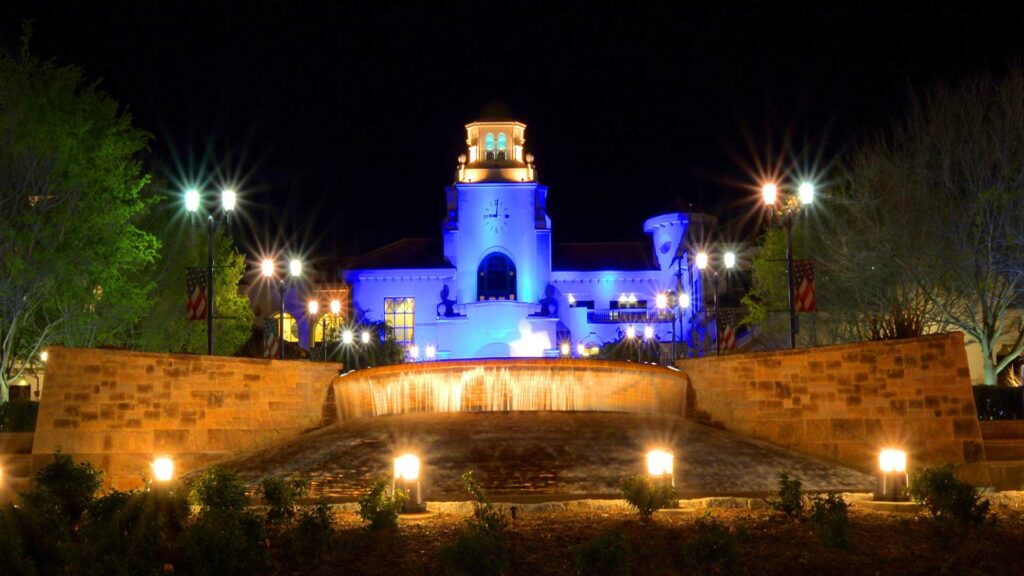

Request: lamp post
left=761, top=181, right=814, bottom=349
left=695, top=250, right=736, bottom=355
left=308, top=299, right=322, bottom=361
left=184, top=188, right=236, bottom=355
left=261, top=257, right=302, bottom=359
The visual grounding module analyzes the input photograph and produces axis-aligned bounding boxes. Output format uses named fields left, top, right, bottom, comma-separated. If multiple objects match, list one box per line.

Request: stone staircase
left=980, top=421, right=1024, bottom=490
left=0, top=432, right=34, bottom=502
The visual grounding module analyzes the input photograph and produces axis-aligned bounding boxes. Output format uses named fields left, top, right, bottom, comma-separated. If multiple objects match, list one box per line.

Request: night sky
left=3, top=1, right=1024, bottom=270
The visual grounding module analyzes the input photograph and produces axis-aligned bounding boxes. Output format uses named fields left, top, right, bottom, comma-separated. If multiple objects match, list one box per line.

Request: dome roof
left=478, top=100, right=514, bottom=121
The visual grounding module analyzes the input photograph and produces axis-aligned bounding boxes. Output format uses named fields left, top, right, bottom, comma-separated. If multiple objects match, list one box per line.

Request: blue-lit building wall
left=338, top=116, right=705, bottom=360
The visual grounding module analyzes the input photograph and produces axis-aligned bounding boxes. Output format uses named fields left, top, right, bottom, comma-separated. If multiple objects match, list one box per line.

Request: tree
left=0, top=43, right=157, bottom=400
left=133, top=207, right=253, bottom=356
left=746, top=68, right=1024, bottom=384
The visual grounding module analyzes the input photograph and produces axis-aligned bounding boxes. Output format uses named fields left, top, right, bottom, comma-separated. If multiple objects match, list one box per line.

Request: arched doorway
left=477, top=253, right=516, bottom=301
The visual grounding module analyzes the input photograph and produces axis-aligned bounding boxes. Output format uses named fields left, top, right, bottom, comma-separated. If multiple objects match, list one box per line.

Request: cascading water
left=334, top=359, right=686, bottom=420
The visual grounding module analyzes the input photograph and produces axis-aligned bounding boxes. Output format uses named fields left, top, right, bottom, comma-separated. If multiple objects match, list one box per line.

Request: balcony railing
left=586, top=308, right=675, bottom=324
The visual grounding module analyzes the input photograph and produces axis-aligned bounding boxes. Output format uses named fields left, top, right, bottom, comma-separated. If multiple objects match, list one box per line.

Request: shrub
left=357, top=474, right=408, bottom=530
left=768, top=472, right=804, bottom=518
left=621, top=475, right=676, bottom=521
left=908, top=464, right=991, bottom=526
left=0, top=505, right=34, bottom=576
left=261, top=475, right=309, bottom=526
left=0, top=401, right=39, bottom=432
left=679, top=513, right=739, bottom=576
left=189, top=467, right=250, bottom=513
left=22, top=451, right=103, bottom=527
left=809, top=492, right=850, bottom=549
left=573, top=529, right=631, bottom=576
left=287, top=500, right=336, bottom=565
left=440, top=471, right=510, bottom=576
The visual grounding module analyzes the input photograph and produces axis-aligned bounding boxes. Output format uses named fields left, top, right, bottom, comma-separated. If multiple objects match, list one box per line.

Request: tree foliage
left=0, top=42, right=157, bottom=399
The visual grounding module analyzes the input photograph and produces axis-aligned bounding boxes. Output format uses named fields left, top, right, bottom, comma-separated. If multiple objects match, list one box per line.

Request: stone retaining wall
left=676, top=333, right=989, bottom=484
left=34, top=347, right=341, bottom=489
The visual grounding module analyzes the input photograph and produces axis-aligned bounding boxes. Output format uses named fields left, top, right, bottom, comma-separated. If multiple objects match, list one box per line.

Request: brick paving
left=208, top=412, right=876, bottom=500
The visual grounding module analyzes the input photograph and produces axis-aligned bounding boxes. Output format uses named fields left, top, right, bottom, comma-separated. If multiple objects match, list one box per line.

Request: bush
left=574, top=529, right=631, bottom=576
left=809, top=492, right=850, bottom=549
left=0, top=401, right=38, bottom=432
left=768, top=472, right=804, bottom=518
left=621, top=475, right=676, bottom=521
left=189, top=466, right=250, bottom=513
left=22, top=451, right=103, bottom=527
left=287, top=500, right=336, bottom=565
left=184, top=467, right=267, bottom=576
left=0, top=505, right=34, bottom=576
left=357, top=474, right=408, bottom=530
left=908, top=464, right=992, bottom=527
left=261, top=475, right=309, bottom=526
left=440, top=471, right=510, bottom=576
left=679, top=513, right=739, bottom=576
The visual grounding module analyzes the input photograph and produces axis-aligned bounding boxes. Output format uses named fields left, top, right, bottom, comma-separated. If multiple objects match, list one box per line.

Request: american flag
left=185, top=267, right=207, bottom=321
left=263, top=318, right=279, bottom=359
left=719, top=309, right=737, bottom=351
left=793, top=259, right=816, bottom=313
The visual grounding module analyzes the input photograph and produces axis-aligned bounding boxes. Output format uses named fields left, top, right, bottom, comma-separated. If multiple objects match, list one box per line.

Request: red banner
left=794, top=259, right=816, bottom=312
left=186, top=267, right=207, bottom=321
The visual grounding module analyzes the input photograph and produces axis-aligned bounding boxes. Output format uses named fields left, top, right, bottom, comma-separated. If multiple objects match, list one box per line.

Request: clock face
left=483, top=197, right=510, bottom=233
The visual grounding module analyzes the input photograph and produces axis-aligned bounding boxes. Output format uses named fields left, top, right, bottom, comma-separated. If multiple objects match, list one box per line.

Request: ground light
left=152, top=456, right=175, bottom=483
left=646, top=449, right=674, bottom=487
left=560, top=342, right=570, bottom=356
left=425, top=344, right=437, bottom=360
left=876, top=448, right=909, bottom=501
left=393, top=454, right=425, bottom=512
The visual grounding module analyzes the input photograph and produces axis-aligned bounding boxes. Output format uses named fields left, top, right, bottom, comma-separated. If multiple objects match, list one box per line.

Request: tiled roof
left=552, top=242, right=657, bottom=271
left=340, top=238, right=452, bottom=271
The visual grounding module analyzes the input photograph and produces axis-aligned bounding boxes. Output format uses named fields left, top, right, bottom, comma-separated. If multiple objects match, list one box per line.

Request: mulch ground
left=271, top=506, right=1024, bottom=576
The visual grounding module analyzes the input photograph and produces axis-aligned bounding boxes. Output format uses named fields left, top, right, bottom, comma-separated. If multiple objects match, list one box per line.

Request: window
left=384, top=298, right=415, bottom=344
left=271, top=312, right=299, bottom=342
left=310, top=314, right=343, bottom=343
left=570, top=300, right=595, bottom=310
left=477, top=253, right=516, bottom=301
left=485, top=133, right=495, bottom=160
left=496, top=133, right=507, bottom=160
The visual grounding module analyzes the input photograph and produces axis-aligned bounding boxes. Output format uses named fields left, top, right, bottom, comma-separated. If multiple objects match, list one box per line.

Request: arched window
left=477, top=253, right=516, bottom=301
left=271, top=312, right=299, bottom=343
left=485, top=133, right=495, bottom=160
left=496, top=133, right=507, bottom=160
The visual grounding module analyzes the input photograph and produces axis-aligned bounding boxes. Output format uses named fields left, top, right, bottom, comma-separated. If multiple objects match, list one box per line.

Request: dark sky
left=4, top=1, right=1024, bottom=268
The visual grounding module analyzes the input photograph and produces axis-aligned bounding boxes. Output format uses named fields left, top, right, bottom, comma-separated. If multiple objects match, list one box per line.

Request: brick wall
left=34, top=347, right=342, bottom=489
left=677, top=333, right=989, bottom=484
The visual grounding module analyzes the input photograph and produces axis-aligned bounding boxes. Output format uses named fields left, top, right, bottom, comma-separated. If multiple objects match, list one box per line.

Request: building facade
left=340, top=111, right=706, bottom=360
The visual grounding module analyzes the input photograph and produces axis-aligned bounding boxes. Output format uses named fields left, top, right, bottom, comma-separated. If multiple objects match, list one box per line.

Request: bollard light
left=394, top=454, right=421, bottom=481
left=425, top=344, right=437, bottom=359
left=393, top=453, right=425, bottom=513
left=876, top=448, right=909, bottom=501
left=152, top=456, right=175, bottom=483
left=646, top=449, right=675, bottom=487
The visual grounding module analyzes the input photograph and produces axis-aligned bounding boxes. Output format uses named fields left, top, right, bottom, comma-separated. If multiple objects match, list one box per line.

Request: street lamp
left=261, top=257, right=302, bottom=359
left=184, top=187, right=236, bottom=355
left=761, top=180, right=815, bottom=349
left=308, top=299, right=326, bottom=361
left=696, top=250, right=737, bottom=355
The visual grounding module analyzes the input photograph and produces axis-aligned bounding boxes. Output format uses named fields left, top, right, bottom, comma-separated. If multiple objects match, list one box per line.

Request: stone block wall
left=34, top=347, right=341, bottom=489
left=677, top=333, right=989, bottom=484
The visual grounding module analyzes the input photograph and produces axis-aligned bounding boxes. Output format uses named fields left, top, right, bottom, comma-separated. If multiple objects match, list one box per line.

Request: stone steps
left=986, top=461, right=1024, bottom=491
left=979, top=420, right=1024, bottom=441
left=984, top=440, right=1024, bottom=461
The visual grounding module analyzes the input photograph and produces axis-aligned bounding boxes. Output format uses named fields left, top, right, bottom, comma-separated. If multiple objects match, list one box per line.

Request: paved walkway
left=210, top=412, right=876, bottom=500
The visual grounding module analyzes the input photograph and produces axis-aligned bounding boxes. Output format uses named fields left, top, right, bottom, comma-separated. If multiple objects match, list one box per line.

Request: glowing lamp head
left=724, top=252, right=736, bottom=269
left=656, top=293, right=669, bottom=309
left=40, top=350, right=49, bottom=363
left=646, top=450, right=674, bottom=477
left=577, top=342, right=586, bottom=356
left=679, top=292, right=691, bottom=308
left=798, top=182, right=815, bottom=205
left=761, top=183, right=778, bottom=205
left=151, top=456, right=174, bottom=482
left=879, top=449, right=907, bottom=473
left=221, top=189, right=237, bottom=211
left=560, top=342, right=570, bottom=356
left=361, top=331, right=371, bottom=344
left=289, top=259, right=302, bottom=277
left=260, top=259, right=275, bottom=278
left=625, top=325, right=636, bottom=340
left=567, top=294, right=576, bottom=305
left=330, top=299, right=341, bottom=315
left=307, top=300, right=319, bottom=315
left=425, top=344, right=437, bottom=359
left=341, top=330, right=353, bottom=345
left=394, top=454, right=421, bottom=481
left=643, top=325, right=654, bottom=340
left=695, top=252, right=709, bottom=270
left=409, top=344, right=420, bottom=359
left=184, top=189, right=200, bottom=213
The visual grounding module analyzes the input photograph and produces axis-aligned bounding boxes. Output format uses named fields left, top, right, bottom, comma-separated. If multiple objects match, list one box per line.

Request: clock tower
left=442, top=104, right=551, bottom=314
